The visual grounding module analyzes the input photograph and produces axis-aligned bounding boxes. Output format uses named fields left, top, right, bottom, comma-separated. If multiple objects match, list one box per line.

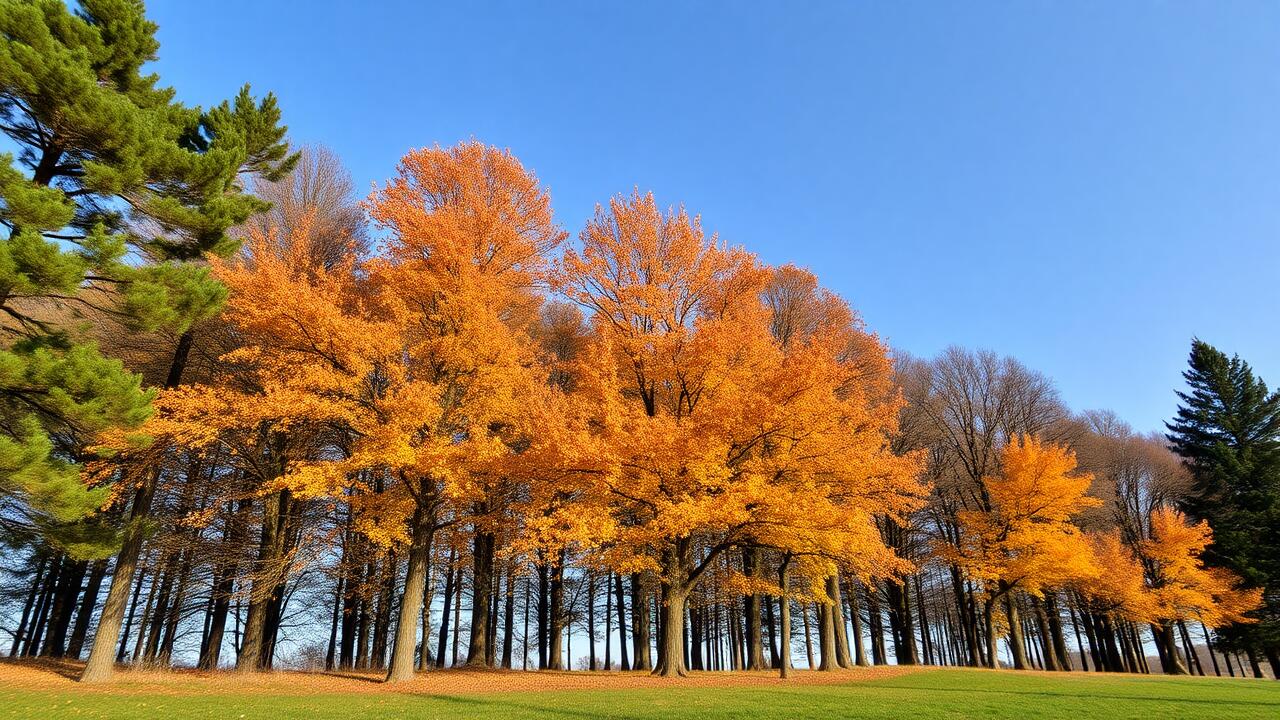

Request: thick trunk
left=466, top=530, right=495, bottom=667
left=547, top=553, right=566, bottom=669
left=884, top=577, right=918, bottom=665
left=1003, top=588, right=1027, bottom=670
left=652, top=586, right=688, bottom=677
left=386, top=509, right=431, bottom=682
left=82, top=476, right=153, bottom=682
left=238, top=490, right=290, bottom=672
left=817, top=600, right=837, bottom=671
left=826, top=575, right=854, bottom=668
left=1245, top=647, right=1264, bottom=678
left=1154, top=622, right=1188, bottom=675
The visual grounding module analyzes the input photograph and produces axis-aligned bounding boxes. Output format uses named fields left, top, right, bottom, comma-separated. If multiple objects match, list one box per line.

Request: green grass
left=5, top=668, right=1278, bottom=720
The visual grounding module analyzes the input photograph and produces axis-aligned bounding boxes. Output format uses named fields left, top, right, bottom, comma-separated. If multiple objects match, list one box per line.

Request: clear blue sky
left=146, top=0, right=1280, bottom=434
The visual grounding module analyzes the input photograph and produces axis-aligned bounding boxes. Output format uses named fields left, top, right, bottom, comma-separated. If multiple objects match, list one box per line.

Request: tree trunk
left=983, top=599, right=999, bottom=668
left=631, top=574, right=651, bottom=671
left=547, top=552, right=566, bottom=670
left=949, top=565, right=980, bottom=667
left=1044, top=594, right=1072, bottom=670
left=743, top=548, right=766, bottom=670
left=537, top=560, right=549, bottom=669
left=238, top=489, right=290, bottom=672
left=817, top=600, right=837, bottom=671
left=867, top=585, right=886, bottom=665
left=435, top=547, right=456, bottom=668
left=1003, top=588, right=1027, bottom=670
left=778, top=560, right=792, bottom=678
left=848, top=577, right=870, bottom=666
left=1154, top=622, right=1188, bottom=675
left=42, top=558, right=87, bottom=658
left=465, top=529, right=495, bottom=667
left=613, top=573, right=630, bottom=670
left=826, top=575, right=854, bottom=668
left=1031, top=597, right=1059, bottom=671
left=652, top=585, right=688, bottom=677
left=915, top=575, right=934, bottom=666
left=501, top=567, right=515, bottom=669
left=386, top=509, right=431, bottom=682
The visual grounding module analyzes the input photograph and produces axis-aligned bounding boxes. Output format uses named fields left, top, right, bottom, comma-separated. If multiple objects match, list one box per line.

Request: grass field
left=3, top=661, right=1277, bottom=720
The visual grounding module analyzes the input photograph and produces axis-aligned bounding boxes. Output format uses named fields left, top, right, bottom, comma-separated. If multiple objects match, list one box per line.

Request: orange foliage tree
left=1139, top=507, right=1262, bottom=673
left=356, top=142, right=565, bottom=681
left=947, top=435, right=1101, bottom=669
left=549, top=190, right=922, bottom=677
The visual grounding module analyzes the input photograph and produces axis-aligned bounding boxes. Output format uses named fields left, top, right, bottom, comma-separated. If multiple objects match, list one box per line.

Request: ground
left=2, top=660, right=1277, bottom=719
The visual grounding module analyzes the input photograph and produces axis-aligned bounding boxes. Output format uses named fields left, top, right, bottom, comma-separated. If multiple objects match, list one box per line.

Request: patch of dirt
left=0, top=658, right=921, bottom=697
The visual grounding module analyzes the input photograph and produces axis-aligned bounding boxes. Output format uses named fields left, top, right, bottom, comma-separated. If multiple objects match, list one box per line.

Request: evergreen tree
left=0, top=0, right=294, bottom=536
left=1166, top=338, right=1280, bottom=677
left=0, top=0, right=295, bottom=678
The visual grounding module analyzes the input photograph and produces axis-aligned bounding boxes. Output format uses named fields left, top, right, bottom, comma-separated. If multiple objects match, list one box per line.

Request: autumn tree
left=947, top=435, right=1100, bottom=669
left=362, top=142, right=564, bottom=682
left=1139, top=507, right=1261, bottom=674
left=552, top=191, right=921, bottom=677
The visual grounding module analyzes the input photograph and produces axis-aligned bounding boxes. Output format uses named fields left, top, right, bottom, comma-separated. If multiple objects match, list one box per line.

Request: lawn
left=3, top=664, right=1276, bottom=720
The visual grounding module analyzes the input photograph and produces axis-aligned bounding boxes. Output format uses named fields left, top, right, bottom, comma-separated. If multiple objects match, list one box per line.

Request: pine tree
left=0, top=0, right=300, bottom=682
left=1166, top=338, right=1280, bottom=677
left=0, top=0, right=294, bottom=551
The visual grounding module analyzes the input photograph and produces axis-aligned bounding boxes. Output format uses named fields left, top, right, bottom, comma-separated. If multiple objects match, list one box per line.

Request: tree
left=0, top=1, right=295, bottom=682
left=361, top=142, right=564, bottom=681
left=946, top=435, right=1101, bottom=669
left=1166, top=339, right=1280, bottom=676
left=1139, top=507, right=1262, bottom=674
left=552, top=190, right=922, bottom=677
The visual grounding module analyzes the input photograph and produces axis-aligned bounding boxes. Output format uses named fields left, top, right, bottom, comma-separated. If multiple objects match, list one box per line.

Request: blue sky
left=147, top=0, right=1279, bottom=434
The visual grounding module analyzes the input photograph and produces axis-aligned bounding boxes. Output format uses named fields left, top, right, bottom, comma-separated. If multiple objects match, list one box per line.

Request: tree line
left=1, top=1, right=1277, bottom=685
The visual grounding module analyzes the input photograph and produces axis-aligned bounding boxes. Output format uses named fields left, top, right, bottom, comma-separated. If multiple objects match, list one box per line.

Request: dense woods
left=1, top=1, right=1277, bottom=686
